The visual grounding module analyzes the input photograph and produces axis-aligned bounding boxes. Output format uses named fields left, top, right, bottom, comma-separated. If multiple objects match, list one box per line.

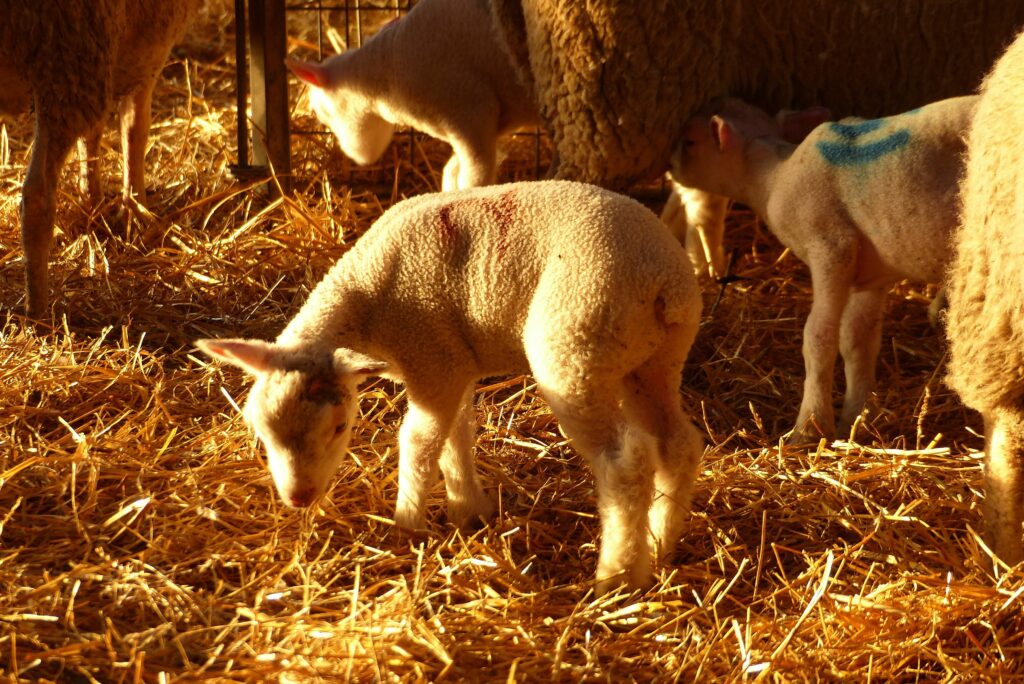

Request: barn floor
left=0, top=3, right=1021, bottom=682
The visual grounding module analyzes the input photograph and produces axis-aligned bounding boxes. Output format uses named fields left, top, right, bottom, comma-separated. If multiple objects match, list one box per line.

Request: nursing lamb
left=670, top=97, right=976, bottom=440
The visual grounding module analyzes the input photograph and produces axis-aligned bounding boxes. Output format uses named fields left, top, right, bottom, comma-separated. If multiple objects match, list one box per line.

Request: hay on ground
left=0, top=2, right=1021, bottom=681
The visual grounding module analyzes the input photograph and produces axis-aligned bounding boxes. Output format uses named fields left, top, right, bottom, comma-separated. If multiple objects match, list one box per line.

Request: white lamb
left=670, top=96, right=976, bottom=440
left=286, top=0, right=539, bottom=191
left=197, top=180, right=705, bottom=595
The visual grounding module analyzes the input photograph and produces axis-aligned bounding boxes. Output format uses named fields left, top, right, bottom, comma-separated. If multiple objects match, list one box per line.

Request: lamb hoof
left=447, top=495, right=496, bottom=531
left=393, top=507, right=428, bottom=534
left=595, top=563, right=653, bottom=597
left=787, top=419, right=833, bottom=446
left=595, top=573, right=626, bottom=598
left=595, top=573, right=652, bottom=598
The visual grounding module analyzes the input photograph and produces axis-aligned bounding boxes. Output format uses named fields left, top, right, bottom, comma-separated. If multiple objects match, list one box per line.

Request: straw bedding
left=0, top=3, right=1021, bottom=681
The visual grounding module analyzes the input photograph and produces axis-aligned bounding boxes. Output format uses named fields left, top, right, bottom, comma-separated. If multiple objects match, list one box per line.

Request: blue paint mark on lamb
left=827, top=119, right=885, bottom=139
left=816, top=128, right=912, bottom=166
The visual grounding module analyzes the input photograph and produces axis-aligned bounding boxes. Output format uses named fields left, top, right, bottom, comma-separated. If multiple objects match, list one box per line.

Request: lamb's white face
left=197, top=338, right=388, bottom=509
left=243, top=365, right=359, bottom=508
left=308, top=87, right=394, bottom=166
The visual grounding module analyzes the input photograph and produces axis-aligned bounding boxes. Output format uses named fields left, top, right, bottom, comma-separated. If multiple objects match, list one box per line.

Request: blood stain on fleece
left=437, top=203, right=459, bottom=245
left=435, top=191, right=518, bottom=258
left=489, top=191, right=517, bottom=259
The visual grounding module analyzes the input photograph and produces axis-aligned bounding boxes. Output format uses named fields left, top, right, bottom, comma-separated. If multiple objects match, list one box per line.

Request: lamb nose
left=287, top=487, right=317, bottom=508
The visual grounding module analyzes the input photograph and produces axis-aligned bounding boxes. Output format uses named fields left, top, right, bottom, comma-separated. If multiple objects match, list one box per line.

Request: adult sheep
left=945, top=30, right=1024, bottom=568
left=488, top=0, right=1024, bottom=189
left=0, top=0, right=199, bottom=318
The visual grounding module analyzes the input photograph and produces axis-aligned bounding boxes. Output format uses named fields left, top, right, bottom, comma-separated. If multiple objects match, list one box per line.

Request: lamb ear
left=196, top=338, right=277, bottom=376
left=286, top=57, right=329, bottom=89
left=777, top=106, right=833, bottom=144
left=332, top=348, right=389, bottom=377
left=710, top=115, right=735, bottom=153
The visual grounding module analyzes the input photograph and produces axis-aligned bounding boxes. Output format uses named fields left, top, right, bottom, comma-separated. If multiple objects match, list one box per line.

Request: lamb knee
left=440, top=396, right=495, bottom=529
left=648, top=420, right=703, bottom=563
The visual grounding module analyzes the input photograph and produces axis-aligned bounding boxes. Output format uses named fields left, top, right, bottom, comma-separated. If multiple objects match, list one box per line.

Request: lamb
left=669, top=96, right=977, bottom=441
left=0, top=0, right=199, bottom=318
left=946, top=30, right=1024, bottom=567
left=197, top=180, right=705, bottom=594
left=286, top=0, right=539, bottom=192
left=488, top=0, right=1024, bottom=190
left=660, top=108, right=832, bottom=279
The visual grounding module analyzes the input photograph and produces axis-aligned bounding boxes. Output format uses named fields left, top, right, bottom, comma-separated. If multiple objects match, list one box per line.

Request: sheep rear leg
left=76, top=127, right=103, bottom=206
left=792, top=257, right=854, bottom=442
left=983, top=407, right=1024, bottom=567
left=394, top=383, right=468, bottom=532
left=21, top=119, right=80, bottom=318
left=540, top=380, right=655, bottom=595
left=837, top=287, right=886, bottom=436
left=120, top=80, right=155, bottom=205
left=439, top=387, right=495, bottom=530
left=622, top=330, right=704, bottom=565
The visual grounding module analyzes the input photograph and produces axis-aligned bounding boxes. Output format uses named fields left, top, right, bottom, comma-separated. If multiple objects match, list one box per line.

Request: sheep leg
left=837, top=287, right=886, bottom=436
left=21, top=119, right=79, bottom=318
left=540, top=380, right=655, bottom=595
left=622, top=334, right=704, bottom=565
left=76, top=127, right=103, bottom=206
left=450, top=134, right=498, bottom=190
left=660, top=183, right=729, bottom=280
left=441, top=154, right=461, bottom=192
left=927, top=286, right=948, bottom=329
left=439, top=386, right=495, bottom=529
left=983, top=407, right=1024, bottom=566
left=793, top=259, right=853, bottom=441
left=394, top=383, right=467, bottom=531
left=120, top=80, right=155, bottom=205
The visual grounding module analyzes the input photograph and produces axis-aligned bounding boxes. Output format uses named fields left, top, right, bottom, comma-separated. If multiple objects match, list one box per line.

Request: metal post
left=247, top=0, right=291, bottom=194
left=234, top=0, right=250, bottom=170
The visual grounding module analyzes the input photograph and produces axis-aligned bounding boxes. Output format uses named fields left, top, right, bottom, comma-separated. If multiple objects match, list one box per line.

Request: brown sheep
left=488, top=0, right=1024, bottom=190
left=0, top=0, right=199, bottom=318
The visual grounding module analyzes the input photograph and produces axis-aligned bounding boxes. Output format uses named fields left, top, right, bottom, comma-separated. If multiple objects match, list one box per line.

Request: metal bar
left=344, top=0, right=350, bottom=50
left=234, top=0, right=250, bottom=169
left=316, top=0, right=323, bottom=59
left=248, top=0, right=292, bottom=193
left=355, top=0, right=363, bottom=47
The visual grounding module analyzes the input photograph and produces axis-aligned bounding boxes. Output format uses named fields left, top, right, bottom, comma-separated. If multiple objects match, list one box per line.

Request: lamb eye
left=334, top=423, right=347, bottom=436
